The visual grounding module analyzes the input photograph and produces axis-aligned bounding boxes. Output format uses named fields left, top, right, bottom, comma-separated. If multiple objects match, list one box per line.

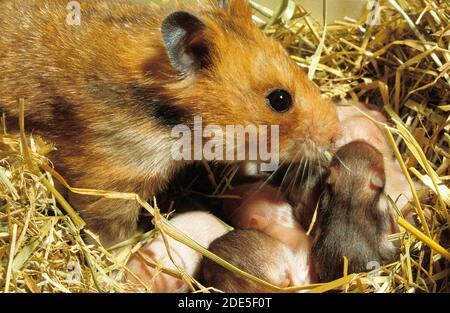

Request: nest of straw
left=0, top=0, right=449, bottom=293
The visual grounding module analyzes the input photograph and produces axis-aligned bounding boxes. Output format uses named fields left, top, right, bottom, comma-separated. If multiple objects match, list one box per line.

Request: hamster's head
left=327, top=140, right=386, bottom=211
left=155, top=0, right=340, bottom=168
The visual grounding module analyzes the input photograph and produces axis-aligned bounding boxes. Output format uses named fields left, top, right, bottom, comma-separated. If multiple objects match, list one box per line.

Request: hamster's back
left=0, top=0, right=158, bottom=120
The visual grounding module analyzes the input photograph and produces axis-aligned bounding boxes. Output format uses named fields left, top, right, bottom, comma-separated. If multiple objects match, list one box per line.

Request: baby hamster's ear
left=248, top=215, right=268, bottom=230
left=326, top=165, right=338, bottom=186
left=217, top=0, right=253, bottom=20
left=369, top=171, right=385, bottom=191
left=161, top=11, right=211, bottom=74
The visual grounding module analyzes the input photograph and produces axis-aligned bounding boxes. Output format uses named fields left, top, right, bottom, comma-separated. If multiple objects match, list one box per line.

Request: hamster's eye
left=266, top=89, right=292, bottom=113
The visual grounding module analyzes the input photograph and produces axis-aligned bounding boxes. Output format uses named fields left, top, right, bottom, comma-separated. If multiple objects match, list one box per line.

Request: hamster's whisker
left=288, top=155, right=303, bottom=195
left=300, top=158, right=309, bottom=185
left=334, top=155, right=353, bottom=173
left=279, top=158, right=296, bottom=192
left=318, top=157, right=325, bottom=180
left=307, top=161, right=313, bottom=184
left=280, top=152, right=300, bottom=190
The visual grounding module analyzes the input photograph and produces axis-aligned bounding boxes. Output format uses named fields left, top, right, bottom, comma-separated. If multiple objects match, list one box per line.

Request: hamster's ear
left=218, top=0, right=253, bottom=20
left=161, top=11, right=211, bottom=74
left=369, top=171, right=385, bottom=191
left=248, top=215, right=267, bottom=230
left=326, top=165, right=338, bottom=185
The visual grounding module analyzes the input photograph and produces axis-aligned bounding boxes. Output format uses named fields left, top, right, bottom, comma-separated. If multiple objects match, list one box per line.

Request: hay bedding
left=0, top=0, right=449, bottom=293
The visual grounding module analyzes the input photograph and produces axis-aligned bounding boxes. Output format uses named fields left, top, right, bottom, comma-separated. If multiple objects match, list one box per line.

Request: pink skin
left=223, top=184, right=315, bottom=286
left=337, top=101, right=414, bottom=212
left=126, top=211, right=229, bottom=292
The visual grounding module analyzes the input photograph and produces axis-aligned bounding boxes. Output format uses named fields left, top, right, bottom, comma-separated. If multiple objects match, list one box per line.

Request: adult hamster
left=0, top=0, right=339, bottom=245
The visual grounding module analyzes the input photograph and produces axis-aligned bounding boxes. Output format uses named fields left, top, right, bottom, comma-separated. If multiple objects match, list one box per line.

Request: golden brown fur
left=0, top=0, right=340, bottom=246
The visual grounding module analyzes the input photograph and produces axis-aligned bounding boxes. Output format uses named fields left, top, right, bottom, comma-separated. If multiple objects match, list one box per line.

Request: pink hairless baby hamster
left=336, top=101, right=414, bottom=210
left=201, top=184, right=315, bottom=292
left=126, top=211, right=229, bottom=292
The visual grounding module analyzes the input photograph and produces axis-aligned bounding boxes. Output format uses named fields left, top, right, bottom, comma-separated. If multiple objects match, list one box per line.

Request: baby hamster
left=311, top=140, right=400, bottom=282
left=285, top=101, right=414, bottom=233
left=222, top=183, right=311, bottom=252
left=202, top=229, right=308, bottom=293
left=126, top=211, right=229, bottom=292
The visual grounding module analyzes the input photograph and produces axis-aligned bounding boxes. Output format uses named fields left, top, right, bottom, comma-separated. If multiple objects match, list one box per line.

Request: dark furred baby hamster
left=311, top=140, right=400, bottom=282
left=202, top=229, right=307, bottom=293
left=0, top=0, right=340, bottom=246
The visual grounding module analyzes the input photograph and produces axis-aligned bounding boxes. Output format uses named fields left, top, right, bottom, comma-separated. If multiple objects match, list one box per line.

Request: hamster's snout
left=285, top=99, right=341, bottom=161
left=308, top=101, right=342, bottom=149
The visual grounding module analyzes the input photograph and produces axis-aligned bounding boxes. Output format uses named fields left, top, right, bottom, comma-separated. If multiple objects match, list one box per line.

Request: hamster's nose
left=314, top=103, right=341, bottom=148
left=308, top=123, right=341, bottom=149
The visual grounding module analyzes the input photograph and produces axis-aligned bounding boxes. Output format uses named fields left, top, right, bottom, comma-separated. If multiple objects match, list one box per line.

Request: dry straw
left=0, top=0, right=449, bottom=293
